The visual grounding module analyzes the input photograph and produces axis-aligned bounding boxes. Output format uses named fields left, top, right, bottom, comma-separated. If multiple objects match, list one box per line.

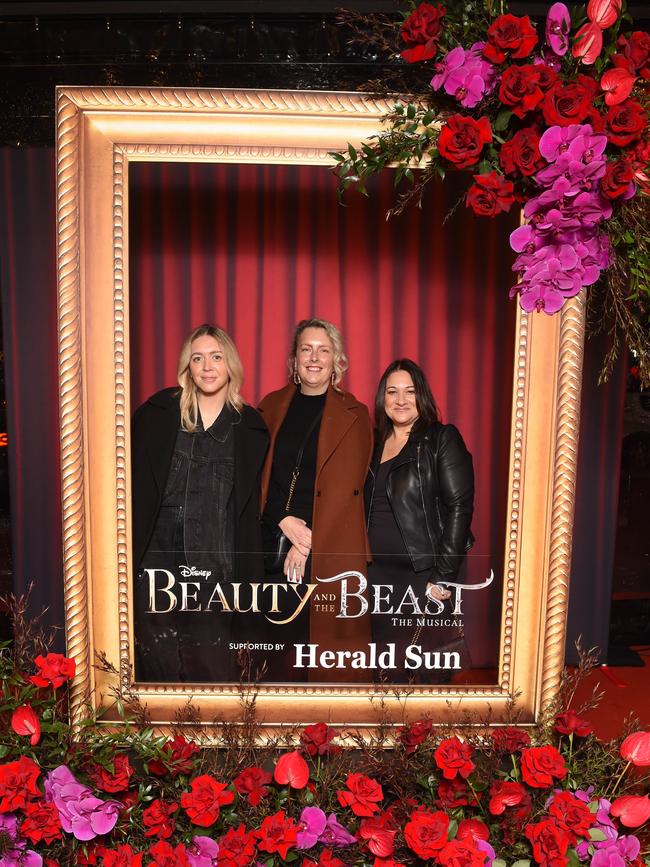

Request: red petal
left=587, top=0, right=622, bottom=29
left=273, top=751, right=309, bottom=789
left=572, top=22, right=604, bottom=65
left=601, top=68, right=636, bottom=105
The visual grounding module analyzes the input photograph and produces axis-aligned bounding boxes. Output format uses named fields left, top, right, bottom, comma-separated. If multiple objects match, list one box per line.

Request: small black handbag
left=263, top=408, right=324, bottom=574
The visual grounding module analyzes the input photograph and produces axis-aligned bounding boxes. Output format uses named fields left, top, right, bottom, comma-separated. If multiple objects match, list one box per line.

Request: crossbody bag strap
left=284, top=408, right=324, bottom=513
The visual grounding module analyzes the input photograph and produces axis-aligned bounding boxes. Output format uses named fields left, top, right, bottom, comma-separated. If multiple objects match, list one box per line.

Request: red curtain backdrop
left=0, top=147, right=627, bottom=667
left=129, top=162, right=518, bottom=668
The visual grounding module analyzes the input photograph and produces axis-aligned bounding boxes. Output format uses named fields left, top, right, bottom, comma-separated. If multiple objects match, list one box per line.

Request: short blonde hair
left=289, top=318, right=348, bottom=389
left=177, top=324, right=244, bottom=431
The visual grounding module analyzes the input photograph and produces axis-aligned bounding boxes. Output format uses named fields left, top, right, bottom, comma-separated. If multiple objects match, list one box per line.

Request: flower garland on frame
left=334, top=0, right=650, bottom=386
left=0, top=645, right=649, bottom=867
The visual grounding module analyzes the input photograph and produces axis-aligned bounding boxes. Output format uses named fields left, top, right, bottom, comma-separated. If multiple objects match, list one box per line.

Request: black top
left=131, top=387, right=269, bottom=579
left=264, top=389, right=327, bottom=528
left=155, top=405, right=235, bottom=576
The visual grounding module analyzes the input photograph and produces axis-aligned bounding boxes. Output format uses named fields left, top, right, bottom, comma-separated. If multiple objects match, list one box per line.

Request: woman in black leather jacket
left=365, top=358, right=474, bottom=679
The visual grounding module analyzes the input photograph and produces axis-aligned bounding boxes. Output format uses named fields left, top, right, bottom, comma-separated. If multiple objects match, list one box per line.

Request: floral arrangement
left=1, top=613, right=649, bottom=867
left=334, top=0, right=650, bottom=385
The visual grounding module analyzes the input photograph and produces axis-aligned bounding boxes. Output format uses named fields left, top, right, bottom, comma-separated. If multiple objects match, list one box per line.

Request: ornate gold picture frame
left=56, top=86, right=584, bottom=733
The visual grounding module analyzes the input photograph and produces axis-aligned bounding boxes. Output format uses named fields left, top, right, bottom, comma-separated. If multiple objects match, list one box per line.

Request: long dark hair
left=374, top=358, right=441, bottom=443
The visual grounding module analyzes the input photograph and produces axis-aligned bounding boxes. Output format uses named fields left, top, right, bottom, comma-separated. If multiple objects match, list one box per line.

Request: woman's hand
left=426, top=581, right=452, bottom=601
left=284, top=545, right=308, bottom=584
left=278, top=516, right=312, bottom=556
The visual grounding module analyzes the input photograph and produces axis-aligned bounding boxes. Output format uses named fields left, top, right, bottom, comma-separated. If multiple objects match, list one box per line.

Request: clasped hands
left=279, top=516, right=311, bottom=584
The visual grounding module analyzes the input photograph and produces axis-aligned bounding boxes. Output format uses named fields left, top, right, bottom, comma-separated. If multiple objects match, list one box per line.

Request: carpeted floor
left=573, top=646, right=650, bottom=741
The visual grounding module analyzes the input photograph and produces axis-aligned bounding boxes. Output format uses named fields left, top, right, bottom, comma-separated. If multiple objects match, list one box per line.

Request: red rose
left=483, top=14, right=538, bottom=64
left=434, top=736, right=476, bottom=779
left=100, top=845, right=143, bottom=867
left=542, top=75, right=598, bottom=126
left=606, top=99, right=647, bottom=147
left=611, top=795, right=650, bottom=828
left=148, top=735, right=199, bottom=777
left=148, top=841, right=189, bottom=867
left=615, top=31, right=650, bottom=79
left=29, top=652, right=76, bottom=688
left=438, top=115, right=492, bottom=169
left=525, top=819, right=571, bottom=867
left=438, top=839, right=486, bottom=867
left=466, top=172, right=515, bottom=216
left=491, top=726, right=532, bottom=752
left=180, top=774, right=234, bottom=827
left=142, top=799, right=178, bottom=839
left=11, top=704, right=41, bottom=745
left=20, top=800, right=62, bottom=844
left=300, top=723, right=340, bottom=757
left=535, top=64, right=560, bottom=92
left=400, top=3, right=446, bottom=63
left=498, top=66, right=544, bottom=118
left=555, top=710, right=593, bottom=736
left=91, top=754, right=134, bottom=793
left=399, top=720, right=432, bottom=754
left=489, top=781, right=530, bottom=816
left=404, top=811, right=449, bottom=859
left=520, top=746, right=567, bottom=788
left=0, top=756, right=41, bottom=812
left=437, top=778, right=473, bottom=808
left=255, top=811, right=298, bottom=859
left=337, top=773, right=383, bottom=816
left=457, top=819, right=490, bottom=843
left=234, top=766, right=272, bottom=806
left=620, top=730, right=650, bottom=765
left=218, top=824, right=257, bottom=867
left=274, top=751, right=309, bottom=789
left=548, top=791, right=594, bottom=842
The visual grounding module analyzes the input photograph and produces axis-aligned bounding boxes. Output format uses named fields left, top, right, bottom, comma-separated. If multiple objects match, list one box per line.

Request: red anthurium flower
left=601, top=68, right=636, bottom=106
left=610, top=795, right=650, bottom=828
left=274, top=751, right=309, bottom=789
left=359, top=818, right=397, bottom=857
left=620, top=731, right=650, bottom=766
left=11, top=704, right=41, bottom=745
left=29, top=652, right=76, bottom=688
left=587, top=0, right=622, bottom=29
left=488, top=781, right=529, bottom=816
left=572, top=22, right=604, bottom=64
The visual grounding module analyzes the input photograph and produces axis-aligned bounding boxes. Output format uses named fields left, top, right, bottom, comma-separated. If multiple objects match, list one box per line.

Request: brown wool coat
left=259, top=383, right=373, bottom=677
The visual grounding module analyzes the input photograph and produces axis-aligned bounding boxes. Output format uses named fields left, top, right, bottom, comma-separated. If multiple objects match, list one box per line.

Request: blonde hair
left=289, top=318, right=348, bottom=389
left=177, top=324, right=244, bottom=431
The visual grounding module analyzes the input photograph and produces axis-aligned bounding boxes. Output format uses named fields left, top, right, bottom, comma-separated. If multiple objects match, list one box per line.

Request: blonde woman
left=131, top=323, right=268, bottom=682
left=257, top=318, right=373, bottom=681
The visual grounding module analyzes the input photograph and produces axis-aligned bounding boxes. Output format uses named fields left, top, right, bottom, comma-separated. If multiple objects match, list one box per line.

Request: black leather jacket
left=365, top=423, right=474, bottom=578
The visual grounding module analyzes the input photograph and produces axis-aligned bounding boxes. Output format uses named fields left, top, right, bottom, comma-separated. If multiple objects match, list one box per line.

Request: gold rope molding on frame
left=57, top=86, right=392, bottom=117
left=57, top=91, right=90, bottom=721
left=541, top=292, right=586, bottom=711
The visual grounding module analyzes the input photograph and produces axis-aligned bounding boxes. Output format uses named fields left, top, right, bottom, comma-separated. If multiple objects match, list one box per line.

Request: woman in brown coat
left=256, top=318, right=373, bottom=682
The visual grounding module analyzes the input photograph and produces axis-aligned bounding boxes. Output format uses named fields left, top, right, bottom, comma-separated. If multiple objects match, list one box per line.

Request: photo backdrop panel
left=128, top=161, right=518, bottom=672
